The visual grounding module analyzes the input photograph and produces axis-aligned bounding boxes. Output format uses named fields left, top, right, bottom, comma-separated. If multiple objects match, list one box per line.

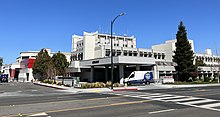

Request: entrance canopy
left=80, top=56, right=155, bottom=66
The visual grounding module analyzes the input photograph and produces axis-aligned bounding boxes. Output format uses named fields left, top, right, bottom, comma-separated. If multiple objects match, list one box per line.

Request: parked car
left=0, top=74, right=8, bottom=83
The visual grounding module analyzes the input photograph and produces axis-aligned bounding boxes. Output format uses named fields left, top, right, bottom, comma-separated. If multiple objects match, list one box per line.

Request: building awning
left=80, top=56, right=156, bottom=66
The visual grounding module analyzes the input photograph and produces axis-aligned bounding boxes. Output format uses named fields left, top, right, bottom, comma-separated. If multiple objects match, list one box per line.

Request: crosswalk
left=103, top=91, right=220, bottom=112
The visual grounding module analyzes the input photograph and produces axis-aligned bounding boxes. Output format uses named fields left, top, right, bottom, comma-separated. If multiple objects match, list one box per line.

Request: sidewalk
left=33, top=82, right=220, bottom=93
left=33, top=82, right=111, bottom=93
left=152, top=83, right=220, bottom=89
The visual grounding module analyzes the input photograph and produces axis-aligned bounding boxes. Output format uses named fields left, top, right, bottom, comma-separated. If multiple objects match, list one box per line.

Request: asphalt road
left=1, top=82, right=220, bottom=117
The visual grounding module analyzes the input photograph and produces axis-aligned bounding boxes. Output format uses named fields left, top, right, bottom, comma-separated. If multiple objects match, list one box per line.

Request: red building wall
left=28, top=58, right=35, bottom=68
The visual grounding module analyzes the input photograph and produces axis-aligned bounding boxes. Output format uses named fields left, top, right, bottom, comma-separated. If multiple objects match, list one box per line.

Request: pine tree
left=173, top=21, right=196, bottom=81
left=51, top=51, right=69, bottom=76
left=32, top=49, right=51, bottom=81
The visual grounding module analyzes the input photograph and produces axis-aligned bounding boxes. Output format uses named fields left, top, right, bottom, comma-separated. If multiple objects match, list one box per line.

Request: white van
left=124, top=71, right=154, bottom=85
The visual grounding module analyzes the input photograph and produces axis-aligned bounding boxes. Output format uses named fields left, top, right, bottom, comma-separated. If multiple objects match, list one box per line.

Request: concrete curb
left=113, top=87, right=138, bottom=91
left=33, top=82, right=69, bottom=90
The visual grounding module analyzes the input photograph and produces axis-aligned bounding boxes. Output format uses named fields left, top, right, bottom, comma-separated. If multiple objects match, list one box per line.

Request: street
left=1, top=82, right=220, bottom=117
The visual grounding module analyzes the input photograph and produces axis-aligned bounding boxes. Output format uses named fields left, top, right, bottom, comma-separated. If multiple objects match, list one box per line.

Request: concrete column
left=136, top=65, right=140, bottom=71
left=90, top=66, right=94, bottom=82
left=119, top=64, right=124, bottom=84
left=201, top=73, right=204, bottom=81
left=211, top=71, right=214, bottom=80
left=105, top=66, right=108, bottom=82
left=153, top=65, right=159, bottom=81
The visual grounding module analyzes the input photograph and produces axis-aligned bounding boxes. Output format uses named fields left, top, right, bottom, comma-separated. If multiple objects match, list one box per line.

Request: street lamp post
left=111, top=12, right=125, bottom=90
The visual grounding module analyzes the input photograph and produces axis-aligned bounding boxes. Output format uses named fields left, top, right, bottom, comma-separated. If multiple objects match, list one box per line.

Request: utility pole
left=110, top=12, right=125, bottom=90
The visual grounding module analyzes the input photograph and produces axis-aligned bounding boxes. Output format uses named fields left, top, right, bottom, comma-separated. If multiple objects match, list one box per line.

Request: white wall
left=152, top=39, right=195, bottom=62
left=83, top=32, right=95, bottom=60
left=72, top=35, right=83, bottom=52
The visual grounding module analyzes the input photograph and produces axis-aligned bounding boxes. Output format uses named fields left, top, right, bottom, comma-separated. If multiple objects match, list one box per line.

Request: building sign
left=92, top=60, right=99, bottom=64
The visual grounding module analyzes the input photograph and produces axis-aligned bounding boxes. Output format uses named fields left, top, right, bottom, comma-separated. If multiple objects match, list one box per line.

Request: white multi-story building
left=152, top=39, right=194, bottom=79
left=153, top=40, right=220, bottom=80
left=195, top=49, right=220, bottom=79
left=69, top=31, right=220, bottom=83
left=69, top=31, right=168, bottom=83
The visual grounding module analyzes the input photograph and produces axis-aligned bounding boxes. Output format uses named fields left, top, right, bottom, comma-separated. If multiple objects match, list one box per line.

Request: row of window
left=76, top=48, right=83, bottom=51
left=71, top=53, right=83, bottom=61
left=21, top=56, right=36, bottom=60
left=156, top=61, right=175, bottom=66
left=98, top=42, right=132, bottom=48
left=77, top=42, right=83, bottom=47
left=196, top=56, right=220, bottom=62
left=113, top=43, right=133, bottom=48
left=105, top=49, right=165, bottom=59
left=98, top=35, right=133, bottom=41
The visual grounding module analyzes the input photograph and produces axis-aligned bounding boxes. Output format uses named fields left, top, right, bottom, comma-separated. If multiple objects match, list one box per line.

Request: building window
left=133, top=51, right=137, bottom=56
left=148, top=52, right=152, bottom=57
left=144, top=52, right=148, bottom=57
left=131, top=45, right=133, bottom=48
left=117, top=50, right=121, bottom=56
left=129, top=51, right=132, bottom=56
left=158, top=55, right=161, bottom=59
left=113, top=50, right=116, bottom=56
left=125, top=44, right=128, bottom=47
left=154, top=53, right=157, bottom=59
left=105, top=49, right=110, bottom=56
left=124, top=50, right=128, bottom=56
left=162, top=54, right=165, bottom=59
left=140, top=52, right=143, bottom=57
left=81, top=53, right=83, bottom=60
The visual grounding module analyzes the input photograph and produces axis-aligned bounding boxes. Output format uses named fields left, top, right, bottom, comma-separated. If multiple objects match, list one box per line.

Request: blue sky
left=1, top=0, right=220, bottom=64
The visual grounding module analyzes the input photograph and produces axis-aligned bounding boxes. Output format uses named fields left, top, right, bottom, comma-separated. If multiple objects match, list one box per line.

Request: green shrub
left=113, top=82, right=121, bottom=87
left=204, top=77, right=211, bottom=82
left=57, top=82, right=62, bottom=86
left=42, top=79, right=52, bottom=84
left=80, top=82, right=121, bottom=88
left=51, top=80, right=57, bottom=84
left=100, top=82, right=106, bottom=88
left=106, top=81, right=112, bottom=87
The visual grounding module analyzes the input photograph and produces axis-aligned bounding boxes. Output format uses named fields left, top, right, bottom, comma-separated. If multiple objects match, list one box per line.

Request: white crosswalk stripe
left=182, top=99, right=216, bottom=105
left=103, top=91, right=220, bottom=112
left=164, top=97, right=200, bottom=102
left=201, top=103, right=220, bottom=108
left=153, top=95, right=187, bottom=100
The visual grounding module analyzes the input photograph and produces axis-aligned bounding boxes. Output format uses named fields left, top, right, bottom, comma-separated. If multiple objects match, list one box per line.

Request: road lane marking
left=103, top=90, right=220, bottom=112
left=181, top=99, right=216, bottom=105
left=6, top=100, right=153, bottom=117
left=29, top=112, right=48, bottom=116
left=147, top=94, right=173, bottom=98
left=0, top=96, right=122, bottom=108
left=153, top=96, right=186, bottom=100
left=165, top=97, right=200, bottom=102
left=200, top=103, right=220, bottom=108
left=149, top=109, right=175, bottom=114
